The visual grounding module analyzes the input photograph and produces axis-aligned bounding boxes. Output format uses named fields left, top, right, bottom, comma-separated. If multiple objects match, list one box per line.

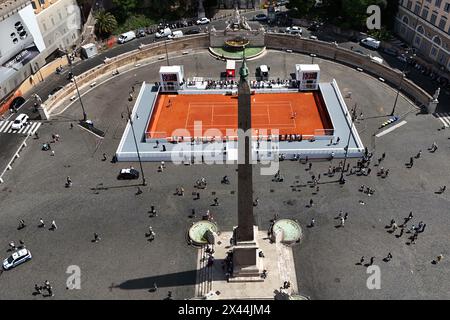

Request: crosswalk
left=0, top=121, right=42, bottom=135
left=434, top=113, right=450, bottom=128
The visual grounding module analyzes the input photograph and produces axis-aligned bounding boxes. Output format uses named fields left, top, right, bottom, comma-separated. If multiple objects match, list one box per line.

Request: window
left=445, top=2, right=450, bottom=12
left=414, top=3, right=421, bottom=14
left=438, top=17, right=447, bottom=30
left=421, top=7, right=429, bottom=19
left=31, top=1, right=37, bottom=9
left=430, top=13, right=437, bottom=25
left=403, top=15, right=409, bottom=24
left=435, top=0, right=442, bottom=8
left=430, top=46, right=438, bottom=59
left=407, top=0, right=413, bottom=10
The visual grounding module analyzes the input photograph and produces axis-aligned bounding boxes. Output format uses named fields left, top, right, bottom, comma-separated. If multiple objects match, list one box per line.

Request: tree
left=94, top=10, right=118, bottom=38
left=287, top=0, right=317, bottom=18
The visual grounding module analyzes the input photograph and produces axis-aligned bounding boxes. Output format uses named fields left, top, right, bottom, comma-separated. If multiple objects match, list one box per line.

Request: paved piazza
left=0, top=50, right=449, bottom=299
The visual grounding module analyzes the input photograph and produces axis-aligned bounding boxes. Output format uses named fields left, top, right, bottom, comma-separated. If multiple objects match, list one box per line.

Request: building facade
left=0, top=0, right=81, bottom=108
left=395, top=0, right=450, bottom=72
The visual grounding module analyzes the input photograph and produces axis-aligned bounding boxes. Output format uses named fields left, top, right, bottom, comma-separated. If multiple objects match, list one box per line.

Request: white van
left=360, top=37, right=380, bottom=49
left=168, top=30, right=183, bottom=39
left=117, top=31, right=136, bottom=44
left=156, top=27, right=172, bottom=38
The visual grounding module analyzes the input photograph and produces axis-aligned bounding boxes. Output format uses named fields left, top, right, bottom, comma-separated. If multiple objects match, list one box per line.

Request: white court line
left=375, top=120, right=407, bottom=138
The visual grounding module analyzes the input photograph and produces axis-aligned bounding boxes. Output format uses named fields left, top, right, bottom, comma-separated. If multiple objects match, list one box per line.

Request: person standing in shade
left=385, top=252, right=392, bottom=262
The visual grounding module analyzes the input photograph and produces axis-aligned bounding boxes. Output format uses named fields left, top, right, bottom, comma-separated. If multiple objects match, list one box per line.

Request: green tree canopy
left=94, top=10, right=118, bottom=38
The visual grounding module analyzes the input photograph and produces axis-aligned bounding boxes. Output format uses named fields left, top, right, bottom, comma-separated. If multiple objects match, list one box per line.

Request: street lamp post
left=66, top=52, right=87, bottom=121
left=164, top=40, right=170, bottom=66
left=339, top=112, right=356, bottom=184
left=389, top=53, right=414, bottom=116
left=310, top=54, right=317, bottom=64
left=122, top=103, right=147, bottom=187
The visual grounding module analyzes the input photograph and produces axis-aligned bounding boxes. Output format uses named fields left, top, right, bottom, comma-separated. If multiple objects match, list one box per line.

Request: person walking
left=398, top=227, right=404, bottom=238
left=359, top=256, right=365, bottom=265
left=385, top=252, right=393, bottom=262
left=19, top=219, right=26, bottom=229
left=136, top=187, right=143, bottom=195
left=93, top=233, right=100, bottom=242
left=416, top=150, right=422, bottom=159
left=34, top=284, right=42, bottom=295
left=340, top=217, right=345, bottom=227
left=213, top=197, right=219, bottom=206
left=310, top=218, right=315, bottom=227
left=369, top=257, right=375, bottom=266
left=344, top=212, right=348, bottom=220
left=39, top=218, right=45, bottom=228
left=66, top=176, right=72, bottom=187
left=51, top=220, right=57, bottom=230
left=309, top=199, right=314, bottom=207
left=435, top=254, right=444, bottom=264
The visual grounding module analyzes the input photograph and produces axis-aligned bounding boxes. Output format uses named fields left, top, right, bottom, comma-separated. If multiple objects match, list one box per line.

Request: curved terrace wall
left=44, top=33, right=432, bottom=115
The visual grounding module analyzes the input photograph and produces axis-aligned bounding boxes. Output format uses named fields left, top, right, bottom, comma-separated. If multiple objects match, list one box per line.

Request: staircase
left=195, top=245, right=214, bottom=297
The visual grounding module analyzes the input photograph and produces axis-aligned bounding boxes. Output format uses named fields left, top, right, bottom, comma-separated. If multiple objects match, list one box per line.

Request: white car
left=3, top=249, right=32, bottom=270
left=196, top=17, right=210, bottom=25
left=11, top=113, right=29, bottom=131
left=360, top=37, right=381, bottom=49
left=286, top=26, right=303, bottom=35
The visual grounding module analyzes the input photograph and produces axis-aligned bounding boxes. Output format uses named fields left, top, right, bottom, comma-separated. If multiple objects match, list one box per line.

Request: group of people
left=34, top=280, right=54, bottom=297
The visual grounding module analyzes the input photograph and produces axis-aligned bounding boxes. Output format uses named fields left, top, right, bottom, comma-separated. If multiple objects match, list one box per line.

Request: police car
left=3, top=249, right=32, bottom=270
left=118, top=168, right=140, bottom=180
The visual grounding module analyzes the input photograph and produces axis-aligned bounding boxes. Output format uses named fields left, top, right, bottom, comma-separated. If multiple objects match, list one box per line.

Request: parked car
left=360, top=37, right=381, bottom=50
left=155, top=27, right=172, bottom=38
left=3, top=249, right=32, bottom=270
left=309, top=35, right=318, bottom=40
left=383, top=48, right=398, bottom=56
left=307, top=24, right=319, bottom=32
left=286, top=26, right=303, bottom=35
left=117, top=31, right=136, bottom=44
left=196, top=17, right=210, bottom=25
left=48, top=85, right=64, bottom=98
left=168, top=30, right=183, bottom=39
left=255, top=14, right=268, bottom=21
left=11, top=113, right=29, bottom=131
left=118, top=168, right=140, bottom=180
left=184, top=28, right=201, bottom=35
left=137, top=28, right=146, bottom=38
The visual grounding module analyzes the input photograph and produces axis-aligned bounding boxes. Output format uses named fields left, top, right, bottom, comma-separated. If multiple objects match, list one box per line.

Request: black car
left=184, top=28, right=201, bottom=35
left=118, top=168, right=140, bottom=180
left=136, top=28, right=146, bottom=38
left=48, top=86, right=64, bottom=97
left=307, top=24, right=319, bottom=32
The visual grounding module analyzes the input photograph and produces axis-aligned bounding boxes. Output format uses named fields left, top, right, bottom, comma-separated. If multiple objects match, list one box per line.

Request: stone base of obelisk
left=194, top=228, right=299, bottom=299
left=229, top=226, right=264, bottom=282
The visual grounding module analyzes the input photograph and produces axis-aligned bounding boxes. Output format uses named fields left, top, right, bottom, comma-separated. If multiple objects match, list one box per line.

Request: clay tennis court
left=146, top=92, right=333, bottom=139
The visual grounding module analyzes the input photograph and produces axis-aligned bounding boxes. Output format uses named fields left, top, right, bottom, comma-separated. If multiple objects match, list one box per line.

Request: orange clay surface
left=146, top=92, right=333, bottom=138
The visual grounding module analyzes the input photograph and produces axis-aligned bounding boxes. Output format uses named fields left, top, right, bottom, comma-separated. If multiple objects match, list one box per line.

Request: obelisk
left=231, top=51, right=263, bottom=282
